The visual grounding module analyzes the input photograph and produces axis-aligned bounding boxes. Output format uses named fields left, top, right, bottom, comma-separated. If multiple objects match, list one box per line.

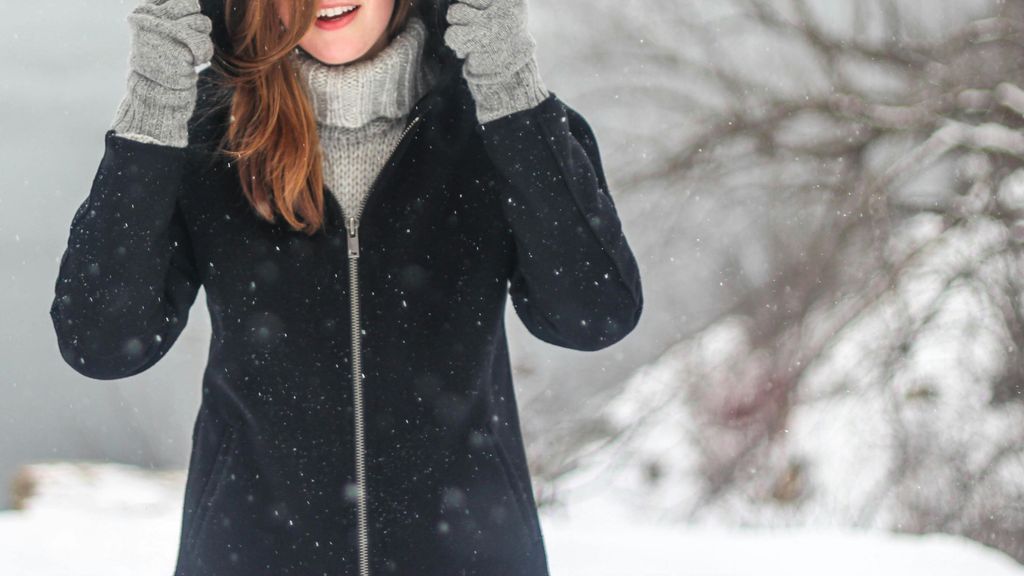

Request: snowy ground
left=4, top=507, right=1024, bottom=576
left=2, top=462, right=1023, bottom=576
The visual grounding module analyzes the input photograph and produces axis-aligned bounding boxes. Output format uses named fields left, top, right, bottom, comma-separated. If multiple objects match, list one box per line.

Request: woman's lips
left=315, top=6, right=360, bottom=31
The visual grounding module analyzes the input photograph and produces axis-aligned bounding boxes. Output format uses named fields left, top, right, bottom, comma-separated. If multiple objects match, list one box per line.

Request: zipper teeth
left=349, top=255, right=369, bottom=576
left=345, top=113, right=422, bottom=576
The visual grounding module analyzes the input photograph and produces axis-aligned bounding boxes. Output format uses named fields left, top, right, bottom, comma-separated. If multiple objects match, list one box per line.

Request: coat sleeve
left=480, top=91, right=644, bottom=351
left=48, top=129, right=202, bottom=380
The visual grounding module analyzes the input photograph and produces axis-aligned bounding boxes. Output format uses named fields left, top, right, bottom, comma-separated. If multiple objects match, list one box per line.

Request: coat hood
left=198, top=0, right=459, bottom=87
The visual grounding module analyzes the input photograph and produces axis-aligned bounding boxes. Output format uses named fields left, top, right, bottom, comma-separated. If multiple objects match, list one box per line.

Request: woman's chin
left=305, top=47, right=366, bottom=66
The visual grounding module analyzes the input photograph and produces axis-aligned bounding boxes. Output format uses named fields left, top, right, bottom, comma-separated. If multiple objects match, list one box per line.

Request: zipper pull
left=346, top=216, right=360, bottom=258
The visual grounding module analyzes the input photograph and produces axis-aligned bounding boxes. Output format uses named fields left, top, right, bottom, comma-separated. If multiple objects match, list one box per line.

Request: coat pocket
left=437, top=423, right=538, bottom=561
left=184, top=425, right=238, bottom=550
left=484, top=420, right=541, bottom=542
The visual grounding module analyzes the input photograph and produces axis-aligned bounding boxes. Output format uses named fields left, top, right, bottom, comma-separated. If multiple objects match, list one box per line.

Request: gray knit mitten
left=444, top=0, right=550, bottom=124
left=110, top=0, right=214, bottom=148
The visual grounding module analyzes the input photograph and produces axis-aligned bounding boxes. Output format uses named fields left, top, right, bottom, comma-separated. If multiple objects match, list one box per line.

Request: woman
left=48, top=0, right=644, bottom=574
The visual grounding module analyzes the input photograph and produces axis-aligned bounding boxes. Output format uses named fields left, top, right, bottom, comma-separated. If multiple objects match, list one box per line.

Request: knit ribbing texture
left=289, top=15, right=438, bottom=221
left=110, top=0, right=214, bottom=147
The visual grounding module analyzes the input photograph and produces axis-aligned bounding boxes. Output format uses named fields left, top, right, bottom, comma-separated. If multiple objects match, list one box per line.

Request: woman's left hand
left=444, top=0, right=550, bottom=124
left=444, top=0, right=537, bottom=78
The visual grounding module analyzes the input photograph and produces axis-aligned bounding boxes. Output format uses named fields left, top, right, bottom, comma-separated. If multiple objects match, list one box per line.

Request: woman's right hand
left=110, top=0, right=215, bottom=148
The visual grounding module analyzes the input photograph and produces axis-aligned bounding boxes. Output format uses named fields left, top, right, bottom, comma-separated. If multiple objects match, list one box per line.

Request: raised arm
left=49, top=134, right=203, bottom=380
left=482, top=93, right=644, bottom=351
left=48, top=0, right=213, bottom=379
left=444, top=0, right=643, bottom=350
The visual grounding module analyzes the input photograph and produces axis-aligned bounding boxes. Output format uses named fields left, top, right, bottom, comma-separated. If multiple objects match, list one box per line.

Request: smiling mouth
left=318, top=5, right=360, bottom=22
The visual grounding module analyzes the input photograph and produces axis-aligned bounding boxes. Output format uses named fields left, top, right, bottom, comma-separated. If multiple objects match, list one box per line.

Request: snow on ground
left=1, top=461, right=1023, bottom=576
left=3, top=506, right=1024, bottom=576
left=542, top=517, right=1024, bottom=576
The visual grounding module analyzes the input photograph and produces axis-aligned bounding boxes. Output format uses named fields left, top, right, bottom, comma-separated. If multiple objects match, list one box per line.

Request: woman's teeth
left=318, top=5, right=359, bottom=19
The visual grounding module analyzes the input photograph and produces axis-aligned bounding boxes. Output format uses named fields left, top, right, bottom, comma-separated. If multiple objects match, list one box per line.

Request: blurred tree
left=553, top=0, right=1024, bottom=564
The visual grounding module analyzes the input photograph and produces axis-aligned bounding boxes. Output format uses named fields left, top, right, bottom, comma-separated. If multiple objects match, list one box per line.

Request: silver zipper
left=342, top=114, right=423, bottom=576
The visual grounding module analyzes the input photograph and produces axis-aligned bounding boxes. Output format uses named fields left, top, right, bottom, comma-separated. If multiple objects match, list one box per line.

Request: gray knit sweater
left=111, top=7, right=549, bottom=223
left=288, top=15, right=439, bottom=221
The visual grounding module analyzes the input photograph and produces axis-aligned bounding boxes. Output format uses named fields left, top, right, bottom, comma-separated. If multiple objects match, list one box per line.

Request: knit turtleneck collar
left=289, top=15, right=436, bottom=130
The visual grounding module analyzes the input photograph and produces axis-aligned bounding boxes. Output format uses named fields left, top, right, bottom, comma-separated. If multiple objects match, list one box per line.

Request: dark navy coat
left=48, top=0, right=643, bottom=574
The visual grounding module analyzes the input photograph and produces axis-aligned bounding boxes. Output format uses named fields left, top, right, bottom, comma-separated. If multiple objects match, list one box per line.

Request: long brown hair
left=208, top=0, right=419, bottom=236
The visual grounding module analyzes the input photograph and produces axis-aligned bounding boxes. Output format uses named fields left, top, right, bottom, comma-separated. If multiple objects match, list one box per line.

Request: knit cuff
left=113, top=131, right=172, bottom=146
left=110, top=70, right=197, bottom=148
left=465, top=54, right=550, bottom=125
